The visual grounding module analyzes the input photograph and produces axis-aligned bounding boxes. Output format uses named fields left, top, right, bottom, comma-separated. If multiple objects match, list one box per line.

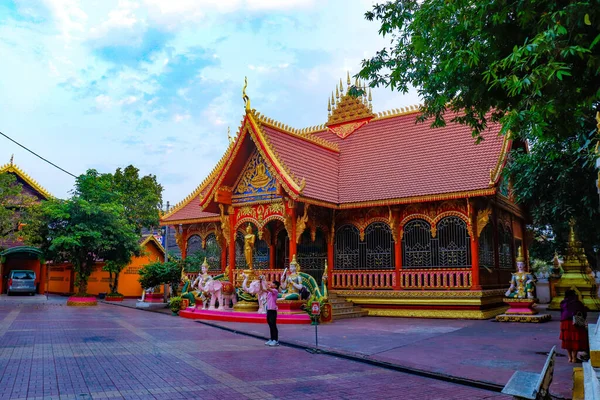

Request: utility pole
left=163, top=201, right=170, bottom=303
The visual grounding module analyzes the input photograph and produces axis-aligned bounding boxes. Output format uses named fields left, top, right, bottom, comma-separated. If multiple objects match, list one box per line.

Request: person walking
left=560, top=289, right=589, bottom=363
left=265, top=279, right=280, bottom=347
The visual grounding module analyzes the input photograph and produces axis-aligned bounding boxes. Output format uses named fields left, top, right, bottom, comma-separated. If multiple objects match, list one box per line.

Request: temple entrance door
left=297, top=229, right=327, bottom=283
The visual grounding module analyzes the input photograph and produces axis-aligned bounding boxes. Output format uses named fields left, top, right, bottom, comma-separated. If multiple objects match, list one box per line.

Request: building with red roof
left=161, top=76, right=528, bottom=319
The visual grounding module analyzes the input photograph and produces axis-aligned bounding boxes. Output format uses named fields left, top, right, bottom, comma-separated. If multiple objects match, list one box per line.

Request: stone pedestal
left=536, top=279, right=551, bottom=304
left=233, top=268, right=259, bottom=312
left=496, top=298, right=551, bottom=323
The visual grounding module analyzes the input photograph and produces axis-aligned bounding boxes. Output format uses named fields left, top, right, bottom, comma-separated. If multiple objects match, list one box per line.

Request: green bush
left=169, top=296, right=182, bottom=314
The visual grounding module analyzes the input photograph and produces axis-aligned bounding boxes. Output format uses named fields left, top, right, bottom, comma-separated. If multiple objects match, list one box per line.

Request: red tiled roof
left=262, top=126, right=339, bottom=203
left=163, top=109, right=507, bottom=223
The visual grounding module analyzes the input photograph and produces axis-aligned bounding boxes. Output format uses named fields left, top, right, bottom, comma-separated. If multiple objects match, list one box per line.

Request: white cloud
left=95, top=94, right=112, bottom=109
left=42, top=0, right=88, bottom=42
left=173, top=113, right=191, bottom=122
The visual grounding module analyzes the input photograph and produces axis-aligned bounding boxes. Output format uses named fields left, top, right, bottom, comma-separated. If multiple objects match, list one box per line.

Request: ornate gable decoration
left=232, top=151, right=278, bottom=204
left=326, top=73, right=376, bottom=139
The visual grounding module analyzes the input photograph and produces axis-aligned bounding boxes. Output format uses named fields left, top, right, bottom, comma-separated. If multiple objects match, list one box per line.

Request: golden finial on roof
left=327, top=97, right=331, bottom=114
left=242, top=76, right=250, bottom=111
left=347, top=71, right=351, bottom=86
left=368, top=88, right=372, bottom=102
left=9, top=154, right=14, bottom=165
left=331, top=91, right=335, bottom=106
left=335, top=84, right=339, bottom=99
left=339, top=78, right=344, bottom=94
left=516, top=246, right=524, bottom=263
left=355, top=77, right=359, bottom=87
left=569, top=217, right=577, bottom=245
left=227, top=126, right=233, bottom=144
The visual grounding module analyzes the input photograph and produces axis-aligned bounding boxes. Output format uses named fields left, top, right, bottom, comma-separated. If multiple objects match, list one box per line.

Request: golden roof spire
left=331, top=91, right=335, bottom=106
left=335, top=84, right=340, bottom=99
left=242, top=76, right=250, bottom=111
left=347, top=71, right=351, bottom=86
left=9, top=154, right=13, bottom=165
left=339, top=78, right=344, bottom=94
left=569, top=217, right=577, bottom=245
left=227, top=126, right=233, bottom=144
left=368, top=88, right=372, bottom=102
left=327, top=97, right=331, bottom=113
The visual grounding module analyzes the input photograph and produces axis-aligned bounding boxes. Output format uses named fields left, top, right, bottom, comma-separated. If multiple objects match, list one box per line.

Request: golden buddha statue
left=505, top=247, right=536, bottom=299
left=279, top=255, right=305, bottom=301
left=250, top=163, right=269, bottom=188
left=244, top=224, right=256, bottom=269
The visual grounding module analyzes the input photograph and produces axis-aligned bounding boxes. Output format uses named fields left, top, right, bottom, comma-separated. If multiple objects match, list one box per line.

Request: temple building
left=161, top=76, right=528, bottom=319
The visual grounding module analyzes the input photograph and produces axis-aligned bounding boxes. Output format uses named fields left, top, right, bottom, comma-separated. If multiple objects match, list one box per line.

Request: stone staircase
left=328, top=293, right=368, bottom=320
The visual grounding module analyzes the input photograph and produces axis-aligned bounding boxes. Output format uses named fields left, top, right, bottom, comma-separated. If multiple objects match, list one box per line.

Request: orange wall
left=49, top=241, right=166, bottom=297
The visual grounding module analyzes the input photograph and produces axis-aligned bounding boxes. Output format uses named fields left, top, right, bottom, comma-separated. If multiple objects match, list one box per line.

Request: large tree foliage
left=359, top=0, right=600, bottom=141
left=79, top=166, right=163, bottom=293
left=138, top=260, right=181, bottom=296
left=0, top=173, right=38, bottom=246
left=24, top=167, right=162, bottom=294
left=360, top=0, right=600, bottom=262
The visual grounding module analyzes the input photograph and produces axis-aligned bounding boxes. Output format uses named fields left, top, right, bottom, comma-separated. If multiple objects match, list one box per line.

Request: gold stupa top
left=202, top=257, right=208, bottom=268
left=516, top=246, right=524, bottom=263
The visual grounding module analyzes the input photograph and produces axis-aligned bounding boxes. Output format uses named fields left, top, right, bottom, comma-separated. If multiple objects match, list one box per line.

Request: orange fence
left=400, top=268, right=471, bottom=289
left=331, top=270, right=395, bottom=289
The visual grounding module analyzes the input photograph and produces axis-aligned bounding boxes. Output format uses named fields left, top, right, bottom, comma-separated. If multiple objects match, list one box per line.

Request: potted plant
left=169, top=296, right=182, bottom=315
left=105, top=292, right=124, bottom=302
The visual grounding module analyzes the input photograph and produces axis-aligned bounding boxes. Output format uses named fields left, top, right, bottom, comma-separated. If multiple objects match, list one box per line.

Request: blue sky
left=0, top=0, right=419, bottom=205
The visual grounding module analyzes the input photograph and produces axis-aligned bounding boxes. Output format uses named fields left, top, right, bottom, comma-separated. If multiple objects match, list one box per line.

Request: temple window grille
left=402, top=219, right=432, bottom=268
left=275, top=229, right=289, bottom=269
left=204, top=233, right=221, bottom=271
left=297, top=228, right=327, bottom=282
left=402, top=218, right=471, bottom=268
left=334, top=225, right=360, bottom=269
left=364, top=222, right=395, bottom=270
left=478, top=222, right=494, bottom=269
left=254, top=239, right=269, bottom=270
left=235, top=231, right=247, bottom=269
left=436, top=217, right=471, bottom=268
left=498, top=225, right=514, bottom=269
left=187, top=235, right=202, bottom=256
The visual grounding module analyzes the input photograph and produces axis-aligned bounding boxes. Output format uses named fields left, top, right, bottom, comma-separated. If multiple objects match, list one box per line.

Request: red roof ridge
left=253, top=111, right=338, bottom=152
left=372, top=104, right=422, bottom=121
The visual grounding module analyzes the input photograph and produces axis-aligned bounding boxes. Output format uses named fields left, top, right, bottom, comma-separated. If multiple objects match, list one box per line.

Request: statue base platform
left=233, top=300, right=259, bottom=312
left=179, top=307, right=311, bottom=324
left=495, top=298, right=551, bottom=323
left=495, top=314, right=552, bottom=323
left=144, top=293, right=166, bottom=303
left=276, top=299, right=305, bottom=312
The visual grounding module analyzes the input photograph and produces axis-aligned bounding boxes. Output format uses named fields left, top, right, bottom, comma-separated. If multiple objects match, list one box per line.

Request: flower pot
left=105, top=296, right=124, bottom=302
left=171, top=311, right=179, bottom=316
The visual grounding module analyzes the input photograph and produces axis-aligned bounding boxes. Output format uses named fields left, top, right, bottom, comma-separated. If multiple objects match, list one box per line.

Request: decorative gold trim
left=372, top=105, right=421, bottom=121
left=0, top=162, right=53, bottom=199
left=161, top=216, right=220, bottom=226
left=347, top=297, right=500, bottom=306
left=495, top=314, right=551, bottom=323
left=363, top=306, right=508, bottom=319
left=489, top=135, right=511, bottom=187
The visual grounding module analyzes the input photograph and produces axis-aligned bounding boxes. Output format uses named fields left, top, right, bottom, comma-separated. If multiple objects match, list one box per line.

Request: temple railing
left=400, top=268, right=471, bottom=289
left=331, top=270, right=395, bottom=289
left=185, top=270, right=285, bottom=285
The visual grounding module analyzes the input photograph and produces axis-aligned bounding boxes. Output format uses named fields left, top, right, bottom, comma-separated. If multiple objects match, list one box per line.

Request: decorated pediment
left=232, top=151, right=278, bottom=204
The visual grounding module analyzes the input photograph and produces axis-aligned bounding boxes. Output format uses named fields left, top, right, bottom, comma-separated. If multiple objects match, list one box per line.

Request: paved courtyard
left=0, top=297, right=507, bottom=400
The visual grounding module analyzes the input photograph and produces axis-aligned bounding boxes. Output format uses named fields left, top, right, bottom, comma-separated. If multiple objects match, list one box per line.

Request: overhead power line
left=0, top=130, right=78, bottom=178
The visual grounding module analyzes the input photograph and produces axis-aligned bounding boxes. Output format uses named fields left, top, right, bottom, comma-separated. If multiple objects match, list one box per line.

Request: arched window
left=204, top=233, right=221, bottom=271
left=187, top=235, right=202, bottom=256
left=298, top=228, right=327, bottom=281
left=478, top=222, right=494, bottom=269
left=402, top=219, right=432, bottom=268
left=436, top=216, right=470, bottom=268
left=498, top=224, right=513, bottom=269
left=334, top=225, right=360, bottom=270
left=364, top=222, right=395, bottom=269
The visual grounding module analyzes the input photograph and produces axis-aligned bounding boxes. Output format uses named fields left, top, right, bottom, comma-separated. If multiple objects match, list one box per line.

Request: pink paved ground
left=203, top=305, right=584, bottom=399
left=0, top=295, right=508, bottom=399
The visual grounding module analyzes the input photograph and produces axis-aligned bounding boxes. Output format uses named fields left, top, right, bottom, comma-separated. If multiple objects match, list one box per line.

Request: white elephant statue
left=200, top=279, right=223, bottom=310
left=241, top=273, right=268, bottom=314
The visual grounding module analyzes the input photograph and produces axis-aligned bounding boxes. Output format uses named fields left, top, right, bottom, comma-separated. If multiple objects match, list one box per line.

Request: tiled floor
left=0, top=298, right=507, bottom=399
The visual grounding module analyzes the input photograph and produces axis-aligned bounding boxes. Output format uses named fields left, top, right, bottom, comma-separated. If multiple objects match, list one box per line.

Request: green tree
left=0, top=173, right=38, bottom=246
left=360, top=0, right=600, bottom=262
left=359, top=0, right=600, bottom=141
left=24, top=197, right=134, bottom=295
left=138, top=260, right=182, bottom=296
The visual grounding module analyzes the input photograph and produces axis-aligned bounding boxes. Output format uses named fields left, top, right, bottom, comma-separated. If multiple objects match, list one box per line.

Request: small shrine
left=547, top=220, right=600, bottom=311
